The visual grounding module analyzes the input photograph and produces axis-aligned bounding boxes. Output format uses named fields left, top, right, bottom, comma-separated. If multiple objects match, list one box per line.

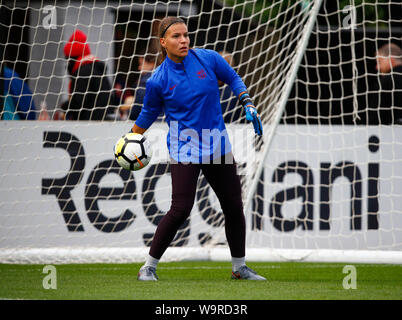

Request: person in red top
left=61, top=30, right=116, bottom=120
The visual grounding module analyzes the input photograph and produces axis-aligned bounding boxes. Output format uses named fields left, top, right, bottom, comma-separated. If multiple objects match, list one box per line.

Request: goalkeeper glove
left=239, top=92, right=263, bottom=136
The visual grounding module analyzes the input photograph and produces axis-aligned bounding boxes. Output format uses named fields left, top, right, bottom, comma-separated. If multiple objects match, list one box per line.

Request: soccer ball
left=114, top=133, right=152, bottom=171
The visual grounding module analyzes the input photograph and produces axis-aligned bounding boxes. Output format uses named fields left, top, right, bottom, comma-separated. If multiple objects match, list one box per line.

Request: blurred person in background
left=127, top=53, right=157, bottom=120
left=0, top=63, right=37, bottom=120
left=61, top=29, right=117, bottom=120
left=113, top=72, right=134, bottom=120
left=368, top=42, right=402, bottom=125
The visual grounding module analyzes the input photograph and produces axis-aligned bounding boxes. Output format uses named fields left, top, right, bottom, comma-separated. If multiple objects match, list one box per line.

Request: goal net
left=1, top=0, right=402, bottom=264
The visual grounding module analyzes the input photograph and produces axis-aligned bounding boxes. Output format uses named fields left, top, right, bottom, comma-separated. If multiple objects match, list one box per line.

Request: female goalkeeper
left=132, top=16, right=265, bottom=281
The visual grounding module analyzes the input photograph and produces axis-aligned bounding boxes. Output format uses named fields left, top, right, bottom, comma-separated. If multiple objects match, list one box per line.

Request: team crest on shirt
left=197, top=69, right=206, bottom=79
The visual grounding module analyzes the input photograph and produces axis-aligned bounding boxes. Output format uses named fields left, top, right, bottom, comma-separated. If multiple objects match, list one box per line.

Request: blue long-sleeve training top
left=135, top=48, right=247, bottom=163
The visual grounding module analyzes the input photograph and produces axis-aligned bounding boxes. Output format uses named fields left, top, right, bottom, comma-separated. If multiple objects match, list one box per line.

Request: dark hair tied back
left=158, top=17, right=186, bottom=61
left=158, top=17, right=186, bottom=38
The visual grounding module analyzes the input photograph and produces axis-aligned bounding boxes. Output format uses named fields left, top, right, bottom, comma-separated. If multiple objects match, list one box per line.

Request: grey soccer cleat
left=231, top=265, right=266, bottom=280
left=137, top=266, right=159, bottom=281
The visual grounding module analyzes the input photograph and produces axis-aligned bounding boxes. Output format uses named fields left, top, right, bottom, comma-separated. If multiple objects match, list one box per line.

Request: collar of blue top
left=164, top=52, right=190, bottom=69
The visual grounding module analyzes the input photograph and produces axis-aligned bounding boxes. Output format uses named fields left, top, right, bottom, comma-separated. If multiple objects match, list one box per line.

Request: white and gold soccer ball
left=114, top=132, right=152, bottom=171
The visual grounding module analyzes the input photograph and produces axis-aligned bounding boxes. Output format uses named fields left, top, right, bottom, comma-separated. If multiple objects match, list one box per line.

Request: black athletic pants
left=149, top=154, right=246, bottom=259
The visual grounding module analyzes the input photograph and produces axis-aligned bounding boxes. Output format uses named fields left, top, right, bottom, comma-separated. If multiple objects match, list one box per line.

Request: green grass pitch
left=0, top=261, right=401, bottom=300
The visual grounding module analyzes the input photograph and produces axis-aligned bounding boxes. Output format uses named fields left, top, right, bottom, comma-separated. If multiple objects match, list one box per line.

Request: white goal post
left=1, top=0, right=402, bottom=264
